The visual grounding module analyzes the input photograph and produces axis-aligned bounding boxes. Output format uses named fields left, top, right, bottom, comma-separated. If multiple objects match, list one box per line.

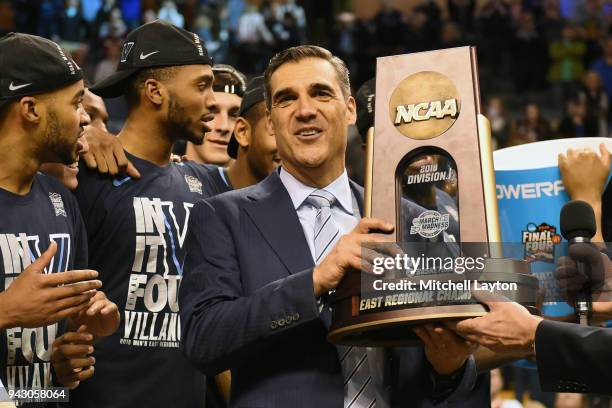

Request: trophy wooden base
left=327, top=259, right=540, bottom=347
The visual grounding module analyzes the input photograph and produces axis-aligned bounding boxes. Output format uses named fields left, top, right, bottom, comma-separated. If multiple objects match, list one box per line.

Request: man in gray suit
left=180, top=45, right=486, bottom=407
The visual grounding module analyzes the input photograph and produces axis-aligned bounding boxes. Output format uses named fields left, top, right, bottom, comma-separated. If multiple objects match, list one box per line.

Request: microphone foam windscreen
left=560, top=200, right=596, bottom=240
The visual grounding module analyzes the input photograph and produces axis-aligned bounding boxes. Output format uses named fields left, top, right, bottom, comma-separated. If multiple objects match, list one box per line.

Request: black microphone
left=560, top=200, right=597, bottom=325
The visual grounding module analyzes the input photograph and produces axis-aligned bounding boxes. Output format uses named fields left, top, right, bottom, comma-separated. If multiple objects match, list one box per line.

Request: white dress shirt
left=278, top=168, right=478, bottom=407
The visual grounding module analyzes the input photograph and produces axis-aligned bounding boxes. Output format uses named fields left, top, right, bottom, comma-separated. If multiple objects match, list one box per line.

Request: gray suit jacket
left=180, top=170, right=489, bottom=407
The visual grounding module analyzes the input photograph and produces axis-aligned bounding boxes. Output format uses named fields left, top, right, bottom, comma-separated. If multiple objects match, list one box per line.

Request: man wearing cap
left=0, top=33, right=118, bottom=394
left=81, top=72, right=277, bottom=196
left=178, top=75, right=280, bottom=197
left=68, top=20, right=218, bottom=407
left=181, top=45, right=483, bottom=407
left=40, top=89, right=109, bottom=191
left=224, top=75, right=281, bottom=190
left=184, top=64, right=247, bottom=168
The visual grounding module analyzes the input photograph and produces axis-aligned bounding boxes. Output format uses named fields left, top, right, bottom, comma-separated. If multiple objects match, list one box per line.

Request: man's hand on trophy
left=556, top=243, right=612, bottom=321
left=558, top=143, right=611, bottom=204
left=312, top=218, right=394, bottom=297
left=413, top=324, right=476, bottom=375
left=446, top=291, right=542, bottom=356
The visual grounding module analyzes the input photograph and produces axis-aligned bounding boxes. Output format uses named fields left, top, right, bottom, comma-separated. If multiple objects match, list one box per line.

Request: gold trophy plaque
left=327, top=47, right=539, bottom=346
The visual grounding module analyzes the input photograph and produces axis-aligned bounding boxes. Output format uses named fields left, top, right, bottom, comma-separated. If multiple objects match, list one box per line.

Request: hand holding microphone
left=558, top=201, right=612, bottom=324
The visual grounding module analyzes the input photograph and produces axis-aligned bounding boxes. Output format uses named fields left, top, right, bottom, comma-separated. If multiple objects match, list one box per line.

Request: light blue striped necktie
left=306, top=189, right=376, bottom=408
left=306, top=189, right=341, bottom=263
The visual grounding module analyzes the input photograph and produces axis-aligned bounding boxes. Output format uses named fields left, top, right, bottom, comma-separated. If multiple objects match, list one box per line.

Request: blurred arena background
left=1, top=2, right=611, bottom=406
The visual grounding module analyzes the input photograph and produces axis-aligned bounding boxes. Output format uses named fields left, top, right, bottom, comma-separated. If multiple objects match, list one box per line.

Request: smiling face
left=39, top=80, right=91, bottom=190
left=41, top=80, right=89, bottom=165
left=266, top=57, right=356, bottom=186
left=192, top=91, right=242, bottom=165
left=39, top=140, right=86, bottom=190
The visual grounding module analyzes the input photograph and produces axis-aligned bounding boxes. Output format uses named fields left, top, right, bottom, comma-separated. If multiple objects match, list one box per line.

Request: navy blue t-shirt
left=70, top=153, right=219, bottom=408
left=0, top=173, right=88, bottom=391
left=200, top=164, right=232, bottom=196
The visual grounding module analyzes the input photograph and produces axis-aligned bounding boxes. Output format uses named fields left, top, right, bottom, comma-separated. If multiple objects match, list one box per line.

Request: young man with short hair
left=0, top=32, right=117, bottom=394
left=184, top=64, right=246, bottom=166
left=39, top=89, right=108, bottom=191
left=68, top=20, right=218, bottom=408
left=194, top=75, right=281, bottom=197
left=225, top=75, right=281, bottom=190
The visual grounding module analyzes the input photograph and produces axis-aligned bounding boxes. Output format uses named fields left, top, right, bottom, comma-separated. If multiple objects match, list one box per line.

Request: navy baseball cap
left=91, top=20, right=213, bottom=98
left=0, top=32, right=83, bottom=108
left=227, top=76, right=265, bottom=159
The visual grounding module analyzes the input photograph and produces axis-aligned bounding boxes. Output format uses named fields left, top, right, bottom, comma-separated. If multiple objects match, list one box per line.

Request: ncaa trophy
left=327, top=47, right=540, bottom=346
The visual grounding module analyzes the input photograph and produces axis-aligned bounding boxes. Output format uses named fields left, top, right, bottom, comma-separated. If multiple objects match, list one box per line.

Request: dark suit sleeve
left=179, top=200, right=322, bottom=375
left=536, top=319, right=612, bottom=395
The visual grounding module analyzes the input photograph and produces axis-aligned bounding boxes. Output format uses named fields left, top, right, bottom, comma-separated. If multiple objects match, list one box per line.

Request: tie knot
left=306, top=189, right=336, bottom=209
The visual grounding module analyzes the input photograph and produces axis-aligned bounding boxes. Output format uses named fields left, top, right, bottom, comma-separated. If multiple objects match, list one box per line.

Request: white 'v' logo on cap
left=121, top=42, right=135, bottom=62
left=9, top=82, right=32, bottom=91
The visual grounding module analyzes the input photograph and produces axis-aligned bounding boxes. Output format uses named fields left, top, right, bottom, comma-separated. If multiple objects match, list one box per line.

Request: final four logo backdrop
left=494, top=137, right=612, bottom=317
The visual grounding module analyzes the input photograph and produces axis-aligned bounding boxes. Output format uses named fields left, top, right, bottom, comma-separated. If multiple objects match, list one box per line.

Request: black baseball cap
left=91, top=19, right=213, bottom=98
left=0, top=32, right=83, bottom=109
left=228, top=76, right=265, bottom=159
left=355, top=78, right=375, bottom=143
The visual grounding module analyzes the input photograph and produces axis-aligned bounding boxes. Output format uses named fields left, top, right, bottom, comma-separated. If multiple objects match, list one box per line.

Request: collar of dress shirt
left=278, top=167, right=354, bottom=215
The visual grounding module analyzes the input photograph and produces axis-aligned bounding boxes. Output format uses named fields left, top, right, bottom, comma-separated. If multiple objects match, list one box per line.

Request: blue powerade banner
left=495, top=165, right=571, bottom=317
left=494, top=138, right=612, bottom=369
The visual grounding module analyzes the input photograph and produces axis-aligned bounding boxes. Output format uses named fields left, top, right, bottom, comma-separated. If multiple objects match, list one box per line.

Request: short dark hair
left=125, top=66, right=179, bottom=108
left=264, top=45, right=351, bottom=110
